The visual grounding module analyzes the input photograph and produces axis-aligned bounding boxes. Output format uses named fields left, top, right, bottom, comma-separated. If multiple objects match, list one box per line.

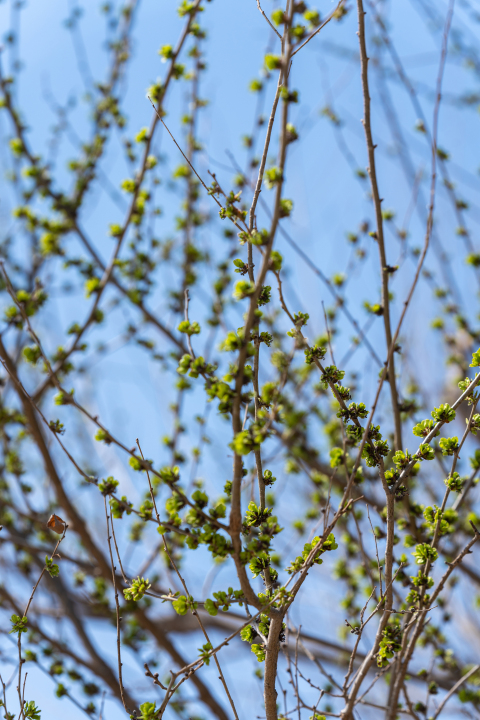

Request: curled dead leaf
left=46, top=514, right=66, bottom=534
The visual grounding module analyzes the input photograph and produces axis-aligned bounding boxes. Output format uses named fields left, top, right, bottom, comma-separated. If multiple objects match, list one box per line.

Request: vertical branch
left=228, top=3, right=294, bottom=613
left=253, top=338, right=266, bottom=509
left=341, top=462, right=394, bottom=720
left=262, top=3, right=293, bottom=717
left=356, top=0, right=402, bottom=451
left=103, top=496, right=131, bottom=715
left=264, top=614, right=286, bottom=720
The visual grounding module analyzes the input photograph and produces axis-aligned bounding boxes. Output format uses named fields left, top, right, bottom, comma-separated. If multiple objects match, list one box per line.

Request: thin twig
left=103, top=496, right=131, bottom=715
left=256, top=0, right=282, bottom=39
left=431, top=664, right=480, bottom=719
left=356, top=0, right=402, bottom=451
left=291, top=1, right=346, bottom=57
